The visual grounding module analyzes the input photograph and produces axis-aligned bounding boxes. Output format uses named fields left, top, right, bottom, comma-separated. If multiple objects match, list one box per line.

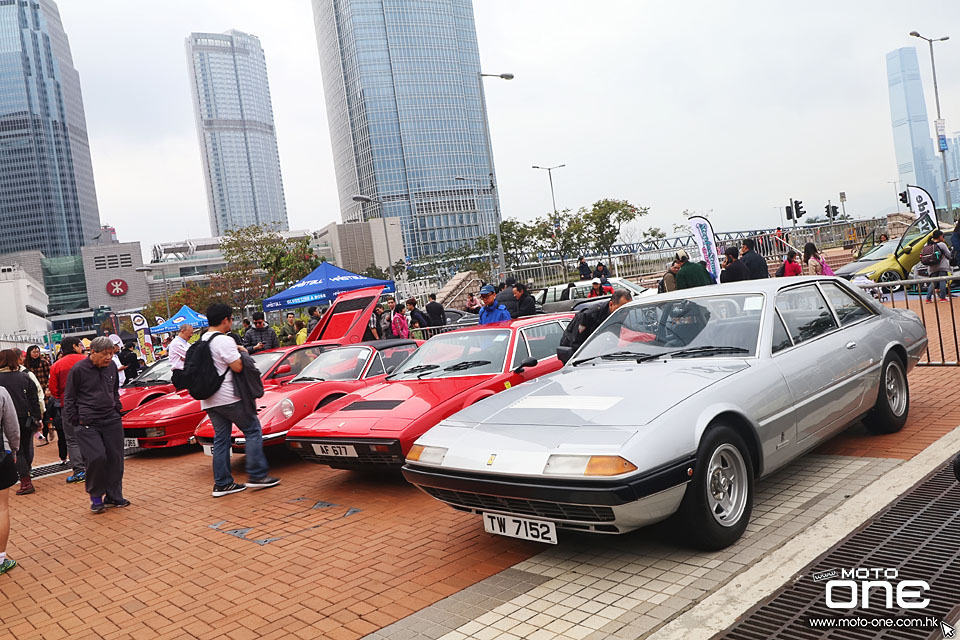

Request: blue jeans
left=205, top=401, right=269, bottom=487
left=926, top=270, right=949, bottom=300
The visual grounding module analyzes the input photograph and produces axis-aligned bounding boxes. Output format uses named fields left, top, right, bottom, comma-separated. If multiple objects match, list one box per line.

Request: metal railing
left=855, top=275, right=959, bottom=366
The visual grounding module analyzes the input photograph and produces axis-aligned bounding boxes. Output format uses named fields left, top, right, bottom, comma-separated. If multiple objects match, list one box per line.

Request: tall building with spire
left=186, top=30, right=288, bottom=235
left=886, top=47, right=944, bottom=205
left=311, top=0, right=500, bottom=261
left=0, top=0, right=101, bottom=257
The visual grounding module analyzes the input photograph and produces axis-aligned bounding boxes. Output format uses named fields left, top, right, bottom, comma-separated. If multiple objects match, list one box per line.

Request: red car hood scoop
left=342, top=399, right=404, bottom=411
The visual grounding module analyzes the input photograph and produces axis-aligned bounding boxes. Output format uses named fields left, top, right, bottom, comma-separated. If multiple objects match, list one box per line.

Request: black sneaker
left=212, top=483, right=246, bottom=498
left=104, top=498, right=131, bottom=508
left=246, top=476, right=280, bottom=490
left=90, top=500, right=106, bottom=514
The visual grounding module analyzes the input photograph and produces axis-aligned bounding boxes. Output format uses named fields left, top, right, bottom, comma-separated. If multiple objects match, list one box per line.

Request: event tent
left=262, top=262, right=394, bottom=311
left=149, top=305, right=209, bottom=334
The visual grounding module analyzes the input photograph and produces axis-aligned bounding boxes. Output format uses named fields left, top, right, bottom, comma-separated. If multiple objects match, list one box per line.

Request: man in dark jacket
left=306, top=306, right=323, bottom=334
left=577, top=257, right=592, bottom=280
left=719, top=247, right=750, bottom=283
left=570, top=289, right=634, bottom=354
left=406, top=298, right=431, bottom=329
left=496, top=276, right=519, bottom=318
left=512, top=282, right=537, bottom=317
left=242, top=312, right=279, bottom=354
left=593, top=263, right=611, bottom=282
left=674, top=250, right=715, bottom=290
left=739, top=238, right=769, bottom=279
left=63, top=336, right=128, bottom=513
left=425, top=294, right=445, bottom=326
left=279, top=312, right=298, bottom=347
left=119, top=342, right=141, bottom=380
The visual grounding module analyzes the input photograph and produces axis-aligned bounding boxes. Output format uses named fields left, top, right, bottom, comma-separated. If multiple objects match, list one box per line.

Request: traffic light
left=786, top=205, right=793, bottom=220
left=794, top=200, right=805, bottom=219
left=831, top=205, right=839, bottom=218
left=825, top=203, right=831, bottom=216
left=899, top=191, right=909, bottom=206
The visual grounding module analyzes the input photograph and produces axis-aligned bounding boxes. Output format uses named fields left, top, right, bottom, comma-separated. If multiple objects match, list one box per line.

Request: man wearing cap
left=478, top=285, right=511, bottom=325
left=674, top=250, right=715, bottom=290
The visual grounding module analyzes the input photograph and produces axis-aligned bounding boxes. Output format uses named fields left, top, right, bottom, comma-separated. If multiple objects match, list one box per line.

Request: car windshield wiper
left=572, top=351, right=662, bottom=366
left=293, top=376, right=326, bottom=383
left=386, top=363, right=440, bottom=380
left=667, top=346, right=750, bottom=359
left=443, top=360, right=492, bottom=372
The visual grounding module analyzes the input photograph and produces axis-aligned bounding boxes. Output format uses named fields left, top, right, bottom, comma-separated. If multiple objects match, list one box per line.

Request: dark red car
left=287, top=314, right=573, bottom=470
left=193, top=340, right=420, bottom=453
left=119, top=358, right=175, bottom=415
left=122, top=286, right=386, bottom=450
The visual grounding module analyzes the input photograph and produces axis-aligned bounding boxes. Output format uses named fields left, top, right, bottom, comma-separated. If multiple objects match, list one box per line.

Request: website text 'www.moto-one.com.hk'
left=807, top=615, right=942, bottom=630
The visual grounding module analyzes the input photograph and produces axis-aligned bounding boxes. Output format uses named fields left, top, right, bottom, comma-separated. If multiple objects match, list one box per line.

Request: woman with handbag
left=0, top=350, right=43, bottom=495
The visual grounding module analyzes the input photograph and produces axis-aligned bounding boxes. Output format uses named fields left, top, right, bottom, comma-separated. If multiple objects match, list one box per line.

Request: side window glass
left=511, top=335, right=530, bottom=368
left=380, top=345, right=415, bottom=372
left=775, top=286, right=839, bottom=345
left=772, top=312, right=793, bottom=354
left=819, top=282, right=875, bottom=326
left=522, top=322, right=565, bottom=360
left=364, top=353, right=385, bottom=377
left=281, top=346, right=324, bottom=376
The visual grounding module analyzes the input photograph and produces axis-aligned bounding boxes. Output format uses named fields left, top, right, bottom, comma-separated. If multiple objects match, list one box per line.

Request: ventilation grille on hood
left=342, top=400, right=404, bottom=411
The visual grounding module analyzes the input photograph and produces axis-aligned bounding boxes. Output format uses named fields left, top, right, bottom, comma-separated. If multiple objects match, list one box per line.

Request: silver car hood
left=447, top=360, right=749, bottom=429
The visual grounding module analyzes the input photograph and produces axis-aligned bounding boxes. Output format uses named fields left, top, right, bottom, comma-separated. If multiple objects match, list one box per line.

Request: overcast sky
left=56, top=0, right=960, bottom=254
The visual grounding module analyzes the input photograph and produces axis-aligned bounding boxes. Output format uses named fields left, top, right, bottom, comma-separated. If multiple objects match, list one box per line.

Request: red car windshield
left=251, top=350, right=285, bottom=374
left=292, top=347, right=373, bottom=382
left=388, top=329, right=511, bottom=379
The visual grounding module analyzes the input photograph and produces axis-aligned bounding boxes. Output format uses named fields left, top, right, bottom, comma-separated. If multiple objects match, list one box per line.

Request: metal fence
left=856, top=275, right=958, bottom=366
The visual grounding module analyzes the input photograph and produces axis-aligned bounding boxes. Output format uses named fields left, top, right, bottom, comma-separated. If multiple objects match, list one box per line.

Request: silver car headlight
left=279, top=398, right=295, bottom=419
left=407, top=445, right=447, bottom=465
left=543, top=454, right=637, bottom=476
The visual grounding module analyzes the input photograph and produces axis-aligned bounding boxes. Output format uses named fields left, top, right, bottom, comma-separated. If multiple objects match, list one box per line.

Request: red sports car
left=119, top=358, right=175, bottom=415
left=122, top=286, right=386, bottom=450
left=287, top=314, right=573, bottom=470
left=193, top=339, right=420, bottom=453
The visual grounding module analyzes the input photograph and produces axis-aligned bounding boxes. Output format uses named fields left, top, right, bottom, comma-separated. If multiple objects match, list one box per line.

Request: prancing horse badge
left=486, top=454, right=497, bottom=466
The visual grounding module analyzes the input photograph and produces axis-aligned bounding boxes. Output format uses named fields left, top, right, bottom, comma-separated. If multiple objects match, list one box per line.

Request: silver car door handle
left=846, top=341, right=857, bottom=349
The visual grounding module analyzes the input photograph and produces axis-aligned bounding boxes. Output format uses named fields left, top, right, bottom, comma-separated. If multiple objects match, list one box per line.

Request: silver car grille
left=423, top=487, right=616, bottom=523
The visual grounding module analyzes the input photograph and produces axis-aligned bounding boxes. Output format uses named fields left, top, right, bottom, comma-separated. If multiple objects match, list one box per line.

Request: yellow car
left=835, top=214, right=939, bottom=289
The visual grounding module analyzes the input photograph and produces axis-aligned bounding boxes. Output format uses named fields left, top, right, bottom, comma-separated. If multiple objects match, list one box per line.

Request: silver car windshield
left=574, top=294, right=763, bottom=363
left=388, top=329, right=511, bottom=379
left=293, top=347, right=371, bottom=382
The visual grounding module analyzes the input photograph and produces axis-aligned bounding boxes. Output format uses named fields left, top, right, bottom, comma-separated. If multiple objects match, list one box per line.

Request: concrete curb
left=649, top=424, right=960, bottom=640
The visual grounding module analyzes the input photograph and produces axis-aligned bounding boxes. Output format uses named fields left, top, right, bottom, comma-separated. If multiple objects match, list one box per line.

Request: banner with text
left=688, top=216, right=722, bottom=283
left=906, top=185, right=936, bottom=221
left=131, top=313, right=155, bottom=365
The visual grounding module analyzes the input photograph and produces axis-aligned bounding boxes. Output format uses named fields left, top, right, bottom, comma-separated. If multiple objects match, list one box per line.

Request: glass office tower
left=312, top=0, right=499, bottom=261
left=186, top=30, right=288, bottom=235
left=0, top=0, right=101, bottom=258
left=886, top=47, right=944, bottom=206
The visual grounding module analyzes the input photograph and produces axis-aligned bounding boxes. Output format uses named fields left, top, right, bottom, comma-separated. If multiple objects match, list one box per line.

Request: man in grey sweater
left=0, top=385, right=21, bottom=574
left=925, top=229, right=953, bottom=303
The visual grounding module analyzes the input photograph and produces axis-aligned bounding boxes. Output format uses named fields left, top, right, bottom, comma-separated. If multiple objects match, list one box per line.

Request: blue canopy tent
left=262, top=262, right=394, bottom=311
left=149, top=305, right=209, bottom=334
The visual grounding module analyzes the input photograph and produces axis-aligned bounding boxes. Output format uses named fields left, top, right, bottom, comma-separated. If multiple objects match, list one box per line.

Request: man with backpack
left=191, top=304, right=279, bottom=497
left=922, top=229, right=953, bottom=303
left=557, top=289, right=633, bottom=363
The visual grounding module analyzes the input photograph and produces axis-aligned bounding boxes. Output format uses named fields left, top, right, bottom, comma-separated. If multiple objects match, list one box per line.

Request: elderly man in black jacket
left=63, top=336, right=129, bottom=513
left=512, top=282, right=537, bottom=318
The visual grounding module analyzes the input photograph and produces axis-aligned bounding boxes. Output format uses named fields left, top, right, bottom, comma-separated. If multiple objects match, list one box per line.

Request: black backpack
left=182, top=334, right=231, bottom=400
left=920, top=242, right=942, bottom=266
left=774, top=262, right=786, bottom=278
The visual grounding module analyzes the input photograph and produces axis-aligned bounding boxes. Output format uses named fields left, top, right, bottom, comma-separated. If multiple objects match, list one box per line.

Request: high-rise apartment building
left=886, top=47, right=945, bottom=206
left=312, top=0, right=500, bottom=261
left=0, top=0, right=101, bottom=257
left=186, top=30, right=288, bottom=236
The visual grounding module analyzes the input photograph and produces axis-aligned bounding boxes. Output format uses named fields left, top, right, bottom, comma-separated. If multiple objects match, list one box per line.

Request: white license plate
left=482, top=512, right=557, bottom=544
left=312, top=443, right=358, bottom=457
left=201, top=444, right=231, bottom=457
left=123, top=438, right=139, bottom=449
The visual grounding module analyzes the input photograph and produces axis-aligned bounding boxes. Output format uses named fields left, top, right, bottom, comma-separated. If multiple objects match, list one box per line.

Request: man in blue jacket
left=478, top=284, right=511, bottom=325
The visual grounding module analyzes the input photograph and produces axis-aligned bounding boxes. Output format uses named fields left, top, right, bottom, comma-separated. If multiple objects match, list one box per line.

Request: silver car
left=402, top=277, right=927, bottom=550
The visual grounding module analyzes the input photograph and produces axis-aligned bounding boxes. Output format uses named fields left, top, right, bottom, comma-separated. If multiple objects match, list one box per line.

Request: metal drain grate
left=30, top=461, right=71, bottom=478
left=718, top=465, right=960, bottom=640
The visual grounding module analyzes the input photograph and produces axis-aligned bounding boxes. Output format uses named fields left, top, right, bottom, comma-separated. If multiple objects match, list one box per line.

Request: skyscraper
left=0, top=0, right=101, bottom=258
left=312, top=0, right=500, bottom=261
left=186, top=30, right=288, bottom=235
left=886, top=47, right=944, bottom=206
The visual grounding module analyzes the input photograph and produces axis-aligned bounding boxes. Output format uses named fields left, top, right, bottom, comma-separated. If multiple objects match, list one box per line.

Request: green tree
left=260, top=236, right=322, bottom=293
left=641, top=227, right=666, bottom=242
left=219, top=225, right=287, bottom=310
left=583, top=199, right=648, bottom=263
left=531, top=209, right=589, bottom=274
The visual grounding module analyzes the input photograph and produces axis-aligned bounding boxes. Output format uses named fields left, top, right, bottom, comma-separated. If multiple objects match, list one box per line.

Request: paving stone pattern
left=364, top=455, right=901, bottom=640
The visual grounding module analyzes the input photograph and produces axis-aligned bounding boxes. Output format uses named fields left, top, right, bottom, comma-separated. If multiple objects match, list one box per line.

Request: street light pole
left=910, top=31, right=954, bottom=218
left=478, top=71, right=513, bottom=279
left=351, top=194, right=394, bottom=282
left=888, top=180, right=901, bottom=213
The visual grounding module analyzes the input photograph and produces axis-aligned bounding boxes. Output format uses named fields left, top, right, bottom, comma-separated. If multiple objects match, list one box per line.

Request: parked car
left=193, top=340, right=420, bottom=453
left=403, top=277, right=927, bottom=550
left=122, top=286, right=386, bottom=450
left=835, top=215, right=939, bottom=290
left=119, top=358, right=174, bottom=415
left=287, top=314, right=574, bottom=470
left=538, top=277, right=654, bottom=313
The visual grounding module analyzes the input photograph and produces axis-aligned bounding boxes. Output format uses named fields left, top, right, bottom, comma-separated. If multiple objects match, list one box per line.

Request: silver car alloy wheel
left=878, top=270, right=903, bottom=292
left=885, top=359, right=907, bottom=417
left=706, top=443, right=749, bottom=527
